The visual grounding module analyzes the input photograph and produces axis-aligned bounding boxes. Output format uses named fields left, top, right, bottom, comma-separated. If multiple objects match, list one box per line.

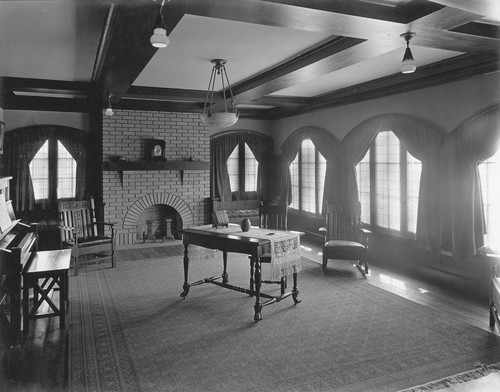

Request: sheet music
left=0, top=193, right=13, bottom=233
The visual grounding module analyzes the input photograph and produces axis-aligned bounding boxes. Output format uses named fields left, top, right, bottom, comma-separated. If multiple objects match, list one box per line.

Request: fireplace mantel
left=103, top=160, right=209, bottom=185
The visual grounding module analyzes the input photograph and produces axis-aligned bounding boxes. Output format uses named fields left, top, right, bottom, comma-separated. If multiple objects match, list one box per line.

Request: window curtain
left=4, top=127, right=48, bottom=211
left=447, top=104, right=500, bottom=258
left=280, top=127, right=339, bottom=213
left=243, top=133, right=272, bottom=198
left=339, top=114, right=445, bottom=253
left=211, top=133, right=239, bottom=201
left=59, top=130, right=88, bottom=200
left=4, top=125, right=88, bottom=211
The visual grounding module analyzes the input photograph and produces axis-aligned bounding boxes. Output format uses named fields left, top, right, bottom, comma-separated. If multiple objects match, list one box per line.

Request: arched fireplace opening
left=135, top=204, right=182, bottom=243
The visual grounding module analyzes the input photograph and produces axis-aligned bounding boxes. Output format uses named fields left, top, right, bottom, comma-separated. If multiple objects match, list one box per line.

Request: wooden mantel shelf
left=103, top=160, right=209, bottom=186
left=103, top=160, right=209, bottom=172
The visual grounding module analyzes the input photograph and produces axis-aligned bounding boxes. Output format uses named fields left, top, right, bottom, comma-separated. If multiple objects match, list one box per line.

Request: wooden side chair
left=251, top=200, right=289, bottom=295
left=319, top=202, right=371, bottom=279
left=58, top=198, right=115, bottom=275
left=259, top=200, right=288, bottom=230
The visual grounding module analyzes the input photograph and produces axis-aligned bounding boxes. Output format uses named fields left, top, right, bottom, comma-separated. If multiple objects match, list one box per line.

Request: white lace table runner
left=188, top=224, right=302, bottom=280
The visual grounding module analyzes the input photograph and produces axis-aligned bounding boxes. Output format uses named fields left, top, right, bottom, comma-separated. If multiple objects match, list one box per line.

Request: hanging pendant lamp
left=200, top=59, right=239, bottom=129
left=400, top=32, right=416, bottom=74
left=105, top=94, right=114, bottom=117
left=150, top=0, right=170, bottom=48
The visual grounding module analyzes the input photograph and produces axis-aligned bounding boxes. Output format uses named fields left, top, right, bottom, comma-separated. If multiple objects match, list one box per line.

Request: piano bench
left=22, top=249, right=72, bottom=336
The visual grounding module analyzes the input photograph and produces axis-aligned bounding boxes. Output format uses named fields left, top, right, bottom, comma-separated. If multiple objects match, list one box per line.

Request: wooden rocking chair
left=58, top=198, right=115, bottom=275
left=319, top=202, right=371, bottom=278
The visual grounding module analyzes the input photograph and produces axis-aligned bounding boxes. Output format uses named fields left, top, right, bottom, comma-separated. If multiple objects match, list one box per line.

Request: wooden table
left=180, top=224, right=302, bottom=321
left=22, top=249, right=72, bottom=334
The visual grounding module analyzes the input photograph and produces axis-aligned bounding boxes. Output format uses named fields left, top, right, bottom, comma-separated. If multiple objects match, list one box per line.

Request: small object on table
left=240, top=218, right=251, bottom=232
left=212, top=210, right=229, bottom=228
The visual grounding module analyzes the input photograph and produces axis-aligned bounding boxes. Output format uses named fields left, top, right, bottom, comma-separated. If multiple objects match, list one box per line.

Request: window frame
left=227, top=142, right=259, bottom=199
left=29, top=136, right=77, bottom=204
left=288, top=138, right=327, bottom=216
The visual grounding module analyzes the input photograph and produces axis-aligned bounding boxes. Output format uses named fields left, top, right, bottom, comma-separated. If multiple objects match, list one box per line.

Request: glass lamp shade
left=400, top=47, right=416, bottom=74
left=401, top=59, right=416, bottom=74
left=200, top=112, right=239, bottom=128
left=150, top=28, right=170, bottom=48
left=105, top=107, right=114, bottom=117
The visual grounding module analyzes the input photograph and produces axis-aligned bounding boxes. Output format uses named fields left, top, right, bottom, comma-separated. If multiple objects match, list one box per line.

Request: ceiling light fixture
left=105, top=94, right=114, bottom=117
left=200, top=59, right=239, bottom=129
left=150, top=0, right=170, bottom=48
left=400, top=32, right=416, bottom=74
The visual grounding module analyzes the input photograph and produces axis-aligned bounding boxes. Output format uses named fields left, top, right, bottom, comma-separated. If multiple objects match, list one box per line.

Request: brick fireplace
left=102, top=110, right=211, bottom=249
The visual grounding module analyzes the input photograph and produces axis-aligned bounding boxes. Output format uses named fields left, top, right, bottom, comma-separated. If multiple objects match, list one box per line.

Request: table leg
left=249, top=256, right=255, bottom=296
left=59, top=273, right=65, bottom=329
left=22, top=276, right=30, bottom=340
left=181, top=243, right=190, bottom=298
left=254, top=258, right=263, bottom=322
left=292, top=272, right=301, bottom=304
left=222, top=251, right=228, bottom=284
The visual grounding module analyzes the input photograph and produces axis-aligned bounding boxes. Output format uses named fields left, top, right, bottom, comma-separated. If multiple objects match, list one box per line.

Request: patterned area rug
left=69, top=254, right=500, bottom=392
left=398, top=363, right=500, bottom=391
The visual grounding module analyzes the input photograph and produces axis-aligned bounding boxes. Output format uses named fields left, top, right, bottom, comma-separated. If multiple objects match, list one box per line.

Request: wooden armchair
left=58, top=198, right=114, bottom=275
left=491, top=261, right=500, bottom=332
left=319, top=202, right=371, bottom=279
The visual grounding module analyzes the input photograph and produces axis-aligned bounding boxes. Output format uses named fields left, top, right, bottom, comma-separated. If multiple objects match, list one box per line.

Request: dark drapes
left=446, top=104, right=500, bottom=258
left=4, top=125, right=89, bottom=212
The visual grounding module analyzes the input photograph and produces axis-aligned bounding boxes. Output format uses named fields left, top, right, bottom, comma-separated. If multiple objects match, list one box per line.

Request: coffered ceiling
left=0, top=0, right=498, bottom=120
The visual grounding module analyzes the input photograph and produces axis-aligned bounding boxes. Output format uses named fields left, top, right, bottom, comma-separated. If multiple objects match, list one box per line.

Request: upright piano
left=0, top=176, right=38, bottom=346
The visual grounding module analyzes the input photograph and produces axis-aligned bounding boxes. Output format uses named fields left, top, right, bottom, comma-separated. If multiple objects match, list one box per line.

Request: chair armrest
left=58, top=225, right=75, bottom=233
left=360, top=228, right=372, bottom=248
left=318, top=226, right=327, bottom=242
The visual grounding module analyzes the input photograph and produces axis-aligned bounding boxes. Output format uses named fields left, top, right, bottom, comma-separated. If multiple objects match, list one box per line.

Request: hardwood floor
left=1, top=239, right=498, bottom=391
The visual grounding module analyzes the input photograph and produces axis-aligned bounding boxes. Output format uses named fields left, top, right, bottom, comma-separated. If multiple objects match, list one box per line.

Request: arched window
left=4, top=125, right=87, bottom=212
left=356, top=130, right=422, bottom=236
left=29, top=139, right=77, bottom=202
left=289, top=138, right=327, bottom=214
left=479, top=149, right=500, bottom=250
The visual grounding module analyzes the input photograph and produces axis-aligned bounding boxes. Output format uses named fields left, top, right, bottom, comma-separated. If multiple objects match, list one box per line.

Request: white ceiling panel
left=133, top=14, right=333, bottom=90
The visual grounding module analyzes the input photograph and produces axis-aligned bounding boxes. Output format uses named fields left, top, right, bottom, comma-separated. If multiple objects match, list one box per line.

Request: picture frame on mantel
left=0, top=121, right=4, bottom=155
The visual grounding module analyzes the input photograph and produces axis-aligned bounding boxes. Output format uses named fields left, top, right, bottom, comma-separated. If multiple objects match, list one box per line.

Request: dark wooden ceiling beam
left=98, top=3, right=185, bottom=103
left=1, top=95, right=94, bottom=113
left=116, top=98, right=203, bottom=113
left=1, top=77, right=92, bottom=94
left=251, top=95, right=311, bottom=107
left=185, top=0, right=408, bottom=40
left=185, top=0, right=498, bottom=53
left=412, top=6, right=482, bottom=29
left=258, top=0, right=442, bottom=24
left=232, top=39, right=401, bottom=105
left=125, top=86, right=208, bottom=102
left=426, top=0, right=500, bottom=21
left=267, top=53, right=499, bottom=119
left=91, top=3, right=118, bottom=85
